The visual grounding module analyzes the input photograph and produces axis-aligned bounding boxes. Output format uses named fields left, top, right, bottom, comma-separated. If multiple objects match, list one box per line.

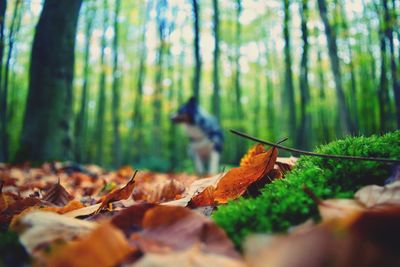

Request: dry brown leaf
left=111, top=204, right=240, bottom=259
left=95, top=170, right=137, bottom=214
left=42, top=180, right=74, bottom=206
left=11, top=211, right=97, bottom=253
left=46, top=223, right=132, bottom=267
left=189, top=147, right=278, bottom=206
left=133, top=244, right=246, bottom=267
left=240, top=144, right=266, bottom=167
left=355, top=181, right=400, bottom=208
left=318, top=198, right=365, bottom=221
left=213, top=147, right=278, bottom=203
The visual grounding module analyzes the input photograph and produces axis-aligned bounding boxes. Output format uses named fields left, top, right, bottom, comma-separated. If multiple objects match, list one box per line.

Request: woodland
left=0, top=0, right=400, bottom=266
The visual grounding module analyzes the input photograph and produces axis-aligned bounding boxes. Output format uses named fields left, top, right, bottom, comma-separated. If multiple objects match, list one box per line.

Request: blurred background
left=0, top=0, right=399, bottom=171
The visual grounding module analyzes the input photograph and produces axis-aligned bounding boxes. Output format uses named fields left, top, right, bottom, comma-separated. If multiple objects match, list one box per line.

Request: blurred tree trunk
left=297, top=0, right=311, bottom=149
left=0, top=0, right=6, bottom=162
left=75, top=3, right=95, bottom=163
left=94, top=0, right=109, bottom=165
left=234, top=0, right=243, bottom=119
left=129, top=1, right=149, bottom=163
left=212, top=0, right=220, bottom=122
left=1, top=0, right=22, bottom=161
left=283, top=0, right=296, bottom=141
left=152, top=0, right=167, bottom=153
left=18, top=0, right=82, bottom=162
left=377, top=3, right=390, bottom=131
left=234, top=0, right=246, bottom=160
left=253, top=46, right=262, bottom=137
left=383, top=0, right=400, bottom=127
left=191, top=0, right=201, bottom=101
left=111, top=0, right=122, bottom=167
left=338, top=0, right=358, bottom=131
left=317, top=45, right=330, bottom=142
left=317, top=0, right=352, bottom=135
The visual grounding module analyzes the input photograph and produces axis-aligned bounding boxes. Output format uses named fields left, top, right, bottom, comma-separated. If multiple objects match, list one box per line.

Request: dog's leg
left=194, top=154, right=205, bottom=175
left=209, top=150, right=220, bottom=175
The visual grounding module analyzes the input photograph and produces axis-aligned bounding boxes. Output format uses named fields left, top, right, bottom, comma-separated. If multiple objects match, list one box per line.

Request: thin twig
left=230, top=129, right=400, bottom=164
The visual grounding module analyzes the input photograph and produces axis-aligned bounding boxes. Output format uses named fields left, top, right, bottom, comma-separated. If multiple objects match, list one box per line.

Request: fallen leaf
left=355, top=180, right=400, bottom=208
left=112, top=204, right=240, bottom=259
left=95, top=170, right=137, bottom=214
left=213, top=147, right=278, bottom=203
left=11, top=211, right=97, bottom=253
left=47, top=223, right=132, bottom=267
left=318, top=198, right=365, bottom=221
left=189, top=146, right=278, bottom=206
left=133, top=244, right=246, bottom=267
left=240, top=144, right=266, bottom=167
left=42, top=179, right=74, bottom=206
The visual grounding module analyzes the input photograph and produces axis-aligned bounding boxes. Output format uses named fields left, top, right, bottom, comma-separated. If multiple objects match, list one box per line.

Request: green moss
left=213, top=131, right=400, bottom=246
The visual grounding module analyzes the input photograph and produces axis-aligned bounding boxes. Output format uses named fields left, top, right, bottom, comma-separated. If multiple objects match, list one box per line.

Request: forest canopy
left=0, top=0, right=399, bottom=171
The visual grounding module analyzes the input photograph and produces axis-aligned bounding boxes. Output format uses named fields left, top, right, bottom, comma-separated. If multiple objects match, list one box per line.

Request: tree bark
left=283, top=0, right=296, bottom=139
left=297, top=0, right=311, bottom=149
left=1, top=0, right=22, bottom=161
left=317, top=0, right=352, bottom=135
left=191, top=0, right=201, bottom=101
left=129, top=1, right=149, bottom=163
left=235, top=0, right=243, bottom=119
left=18, top=0, right=82, bottom=162
left=0, top=0, right=6, bottom=161
left=75, top=3, right=95, bottom=163
left=94, top=0, right=109, bottom=165
left=212, top=0, right=220, bottom=122
left=111, top=0, right=122, bottom=167
left=383, top=0, right=400, bottom=127
left=338, top=0, right=358, bottom=131
left=152, top=0, right=167, bottom=152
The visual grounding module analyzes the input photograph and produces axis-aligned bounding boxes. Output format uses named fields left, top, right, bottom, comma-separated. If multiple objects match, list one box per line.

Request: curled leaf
left=95, top=170, right=137, bottom=214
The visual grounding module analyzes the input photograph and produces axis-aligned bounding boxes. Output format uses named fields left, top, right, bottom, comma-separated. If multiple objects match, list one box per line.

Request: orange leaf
left=95, top=170, right=137, bottom=214
left=189, top=146, right=278, bottom=207
left=240, top=144, right=266, bottom=167
left=47, top=223, right=132, bottom=267
left=214, top=147, right=278, bottom=203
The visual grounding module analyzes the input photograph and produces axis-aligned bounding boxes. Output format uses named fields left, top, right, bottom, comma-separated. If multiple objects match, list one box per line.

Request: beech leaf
left=42, top=179, right=74, bottom=207
left=95, top=170, right=137, bottom=214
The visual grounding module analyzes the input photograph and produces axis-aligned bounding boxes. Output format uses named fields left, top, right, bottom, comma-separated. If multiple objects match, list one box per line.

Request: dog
left=171, top=97, right=223, bottom=175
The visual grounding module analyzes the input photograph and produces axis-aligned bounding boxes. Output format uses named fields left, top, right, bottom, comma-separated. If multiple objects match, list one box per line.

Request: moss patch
left=212, top=131, right=400, bottom=246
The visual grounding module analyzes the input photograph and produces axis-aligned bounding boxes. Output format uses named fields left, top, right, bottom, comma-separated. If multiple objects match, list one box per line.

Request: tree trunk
left=297, top=0, right=311, bottom=149
left=94, top=0, right=109, bottom=165
left=191, top=0, right=201, bottom=101
left=75, top=3, right=95, bottom=163
left=234, top=0, right=243, bottom=119
left=383, top=0, right=400, bottom=127
left=0, top=0, right=6, bottom=161
left=338, top=0, right=358, bottom=131
left=212, top=0, right=220, bottom=122
left=317, top=0, right=352, bottom=135
left=283, top=0, right=296, bottom=140
left=317, top=46, right=330, bottom=142
left=1, top=0, right=22, bottom=161
left=111, top=0, right=122, bottom=167
left=152, top=0, right=167, bottom=152
left=129, top=1, right=149, bottom=163
left=18, top=0, right=82, bottom=162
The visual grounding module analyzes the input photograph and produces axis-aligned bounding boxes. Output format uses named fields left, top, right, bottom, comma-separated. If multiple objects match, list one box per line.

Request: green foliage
left=0, top=231, right=29, bottom=267
left=212, top=131, right=400, bottom=246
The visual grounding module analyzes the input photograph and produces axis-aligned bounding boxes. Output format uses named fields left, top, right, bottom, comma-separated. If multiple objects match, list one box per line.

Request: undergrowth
left=212, top=131, right=400, bottom=247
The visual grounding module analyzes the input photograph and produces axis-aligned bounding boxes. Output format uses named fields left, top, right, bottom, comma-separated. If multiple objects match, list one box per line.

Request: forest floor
left=0, top=144, right=399, bottom=266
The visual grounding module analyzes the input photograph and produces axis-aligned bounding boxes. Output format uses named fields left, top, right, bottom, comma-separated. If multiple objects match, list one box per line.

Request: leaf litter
left=1, top=143, right=399, bottom=266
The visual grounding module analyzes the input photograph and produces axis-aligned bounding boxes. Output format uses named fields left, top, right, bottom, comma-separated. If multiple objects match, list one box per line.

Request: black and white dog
left=171, top=97, right=223, bottom=175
